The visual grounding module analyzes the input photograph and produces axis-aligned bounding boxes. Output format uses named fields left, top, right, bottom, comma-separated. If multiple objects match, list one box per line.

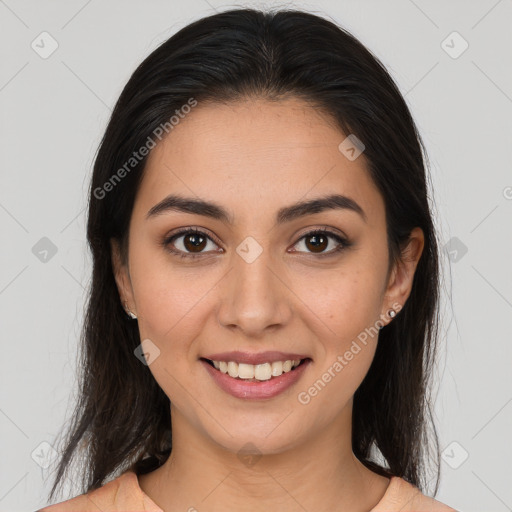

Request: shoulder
left=371, top=476, right=457, bottom=512
left=37, top=470, right=163, bottom=512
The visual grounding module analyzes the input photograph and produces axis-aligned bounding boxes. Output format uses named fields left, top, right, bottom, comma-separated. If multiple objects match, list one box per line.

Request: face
left=111, top=96, right=423, bottom=456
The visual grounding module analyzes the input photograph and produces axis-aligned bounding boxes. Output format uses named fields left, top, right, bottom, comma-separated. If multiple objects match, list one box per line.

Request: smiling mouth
left=200, top=357, right=310, bottom=382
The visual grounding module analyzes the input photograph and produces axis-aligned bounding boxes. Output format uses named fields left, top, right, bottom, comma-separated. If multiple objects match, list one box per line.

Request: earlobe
left=123, top=301, right=138, bottom=320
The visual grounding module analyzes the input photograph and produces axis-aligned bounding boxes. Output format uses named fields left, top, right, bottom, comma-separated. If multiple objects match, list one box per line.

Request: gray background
left=1, top=1, right=511, bottom=511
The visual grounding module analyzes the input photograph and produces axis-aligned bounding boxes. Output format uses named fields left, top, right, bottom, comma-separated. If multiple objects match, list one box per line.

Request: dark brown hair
left=47, top=7, right=441, bottom=503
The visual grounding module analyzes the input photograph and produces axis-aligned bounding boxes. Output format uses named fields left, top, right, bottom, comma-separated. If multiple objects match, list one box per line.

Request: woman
left=38, top=8, right=456, bottom=512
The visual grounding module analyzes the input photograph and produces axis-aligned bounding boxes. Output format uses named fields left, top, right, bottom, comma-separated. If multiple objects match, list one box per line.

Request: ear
left=381, top=227, right=424, bottom=323
left=110, top=238, right=136, bottom=316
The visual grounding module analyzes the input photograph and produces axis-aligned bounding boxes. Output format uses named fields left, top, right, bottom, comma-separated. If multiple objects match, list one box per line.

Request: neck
left=138, top=405, right=390, bottom=512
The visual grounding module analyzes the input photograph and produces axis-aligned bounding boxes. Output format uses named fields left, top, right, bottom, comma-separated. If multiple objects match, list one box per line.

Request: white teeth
left=254, top=363, right=272, bottom=381
left=271, top=361, right=283, bottom=377
left=227, top=361, right=238, bottom=378
left=238, top=363, right=254, bottom=379
left=211, top=359, right=302, bottom=381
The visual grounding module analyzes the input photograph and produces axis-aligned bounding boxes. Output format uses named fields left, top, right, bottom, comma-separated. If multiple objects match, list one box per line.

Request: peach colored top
left=37, top=470, right=456, bottom=511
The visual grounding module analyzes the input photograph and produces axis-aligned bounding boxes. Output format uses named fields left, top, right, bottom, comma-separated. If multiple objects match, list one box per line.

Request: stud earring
left=123, top=300, right=137, bottom=320
left=379, top=306, right=400, bottom=330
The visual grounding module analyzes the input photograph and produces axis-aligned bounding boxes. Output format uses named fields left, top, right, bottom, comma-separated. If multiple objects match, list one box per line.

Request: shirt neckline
left=125, top=470, right=403, bottom=511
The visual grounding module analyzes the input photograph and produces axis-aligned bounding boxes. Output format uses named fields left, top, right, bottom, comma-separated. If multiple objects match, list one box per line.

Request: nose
left=217, top=245, right=292, bottom=338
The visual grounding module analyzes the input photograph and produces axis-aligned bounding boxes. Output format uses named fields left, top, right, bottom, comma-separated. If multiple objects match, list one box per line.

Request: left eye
left=163, top=228, right=349, bottom=259
left=291, top=230, right=348, bottom=255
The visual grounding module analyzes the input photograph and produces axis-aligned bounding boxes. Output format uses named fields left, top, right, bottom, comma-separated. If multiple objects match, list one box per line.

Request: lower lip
left=201, top=359, right=311, bottom=400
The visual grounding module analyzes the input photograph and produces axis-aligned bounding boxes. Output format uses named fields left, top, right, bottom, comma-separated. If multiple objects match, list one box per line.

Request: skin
left=111, top=96, right=424, bottom=512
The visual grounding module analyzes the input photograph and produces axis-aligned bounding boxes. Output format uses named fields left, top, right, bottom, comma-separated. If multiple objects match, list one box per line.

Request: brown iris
left=183, top=233, right=207, bottom=253
left=304, top=233, right=328, bottom=253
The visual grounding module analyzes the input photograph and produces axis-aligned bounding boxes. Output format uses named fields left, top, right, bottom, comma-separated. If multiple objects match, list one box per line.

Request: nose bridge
left=217, top=239, right=291, bottom=336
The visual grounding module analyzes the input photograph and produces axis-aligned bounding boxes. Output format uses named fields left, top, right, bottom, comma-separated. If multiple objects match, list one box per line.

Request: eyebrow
left=146, top=193, right=367, bottom=224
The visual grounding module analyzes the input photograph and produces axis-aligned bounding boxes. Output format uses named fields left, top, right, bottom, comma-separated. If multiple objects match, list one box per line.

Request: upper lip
left=202, top=351, right=310, bottom=365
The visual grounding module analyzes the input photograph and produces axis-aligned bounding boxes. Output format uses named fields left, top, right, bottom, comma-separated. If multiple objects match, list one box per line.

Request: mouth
left=199, top=355, right=312, bottom=400
left=200, top=357, right=311, bottom=382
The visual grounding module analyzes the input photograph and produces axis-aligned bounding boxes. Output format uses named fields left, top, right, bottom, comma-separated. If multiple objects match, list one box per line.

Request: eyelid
left=164, top=226, right=222, bottom=246
left=294, top=224, right=349, bottom=242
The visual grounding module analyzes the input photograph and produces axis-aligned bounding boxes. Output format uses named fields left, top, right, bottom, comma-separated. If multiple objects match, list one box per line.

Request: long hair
left=48, top=7, right=441, bottom=502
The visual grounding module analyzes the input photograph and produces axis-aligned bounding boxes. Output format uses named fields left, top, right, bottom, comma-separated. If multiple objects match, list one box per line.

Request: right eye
left=163, top=228, right=222, bottom=259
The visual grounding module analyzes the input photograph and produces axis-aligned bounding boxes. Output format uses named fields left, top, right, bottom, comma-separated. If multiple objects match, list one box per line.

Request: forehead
left=134, top=97, right=384, bottom=225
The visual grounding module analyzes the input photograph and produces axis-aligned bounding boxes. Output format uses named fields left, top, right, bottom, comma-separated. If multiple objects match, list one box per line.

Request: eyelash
left=162, top=227, right=351, bottom=260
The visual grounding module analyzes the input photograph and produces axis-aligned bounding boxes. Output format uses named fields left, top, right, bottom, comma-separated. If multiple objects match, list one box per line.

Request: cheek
left=290, top=263, right=385, bottom=404
left=294, top=285, right=381, bottom=417
left=128, top=257, right=216, bottom=411
left=128, top=245, right=217, bottom=362
left=294, top=263, right=385, bottom=348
